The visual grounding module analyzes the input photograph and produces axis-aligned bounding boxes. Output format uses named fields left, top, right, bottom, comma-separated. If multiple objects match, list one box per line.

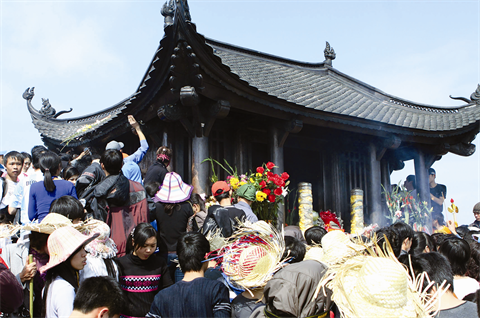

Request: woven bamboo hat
left=319, top=230, right=365, bottom=266
left=79, top=219, right=117, bottom=259
left=155, top=172, right=193, bottom=203
left=220, top=221, right=286, bottom=291
left=22, top=213, right=73, bottom=234
left=39, top=226, right=99, bottom=273
left=327, top=255, right=426, bottom=318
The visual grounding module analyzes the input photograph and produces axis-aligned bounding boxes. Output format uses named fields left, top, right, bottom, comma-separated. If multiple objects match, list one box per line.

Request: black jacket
left=76, top=161, right=105, bottom=199
left=88, top=173, right=130, bottom=222
left=144, top=161, right=168, bottom=186
left=202, top=205, right=246, bottom=238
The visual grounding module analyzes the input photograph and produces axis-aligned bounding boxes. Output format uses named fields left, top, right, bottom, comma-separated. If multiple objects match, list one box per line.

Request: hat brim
left=156, top=184, right=193, bottom=203
left=40, top=233, right=100, bottom=274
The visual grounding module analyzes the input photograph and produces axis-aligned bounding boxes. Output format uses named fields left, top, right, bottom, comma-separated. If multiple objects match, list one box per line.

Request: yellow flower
left=256, top=173, right=262, bottom=177
left=250, top=178, right=255, bottom=183
left=230, top=177, right=239, bottom=190
left=256, top=191, right=267, bottom=202
left=239, top=181, right=246, bottom=186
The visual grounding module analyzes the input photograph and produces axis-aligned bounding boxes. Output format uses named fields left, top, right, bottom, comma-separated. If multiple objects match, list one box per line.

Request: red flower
left=263, top=188, right=271, bottom=195
left=256, top=167, right=265, bottom=174
left=266, top=162, right=275, bottom=170
left=268, top=194, right=276, bottom=203
left=259, top=180, right=267, bottom=188
left=450, top=198, right=454, bottom=203
left=266, top=171, right=273, bottom=178
left=274, top=187, right=283, bottom=196
left=281, top=172, right=289, bottom=180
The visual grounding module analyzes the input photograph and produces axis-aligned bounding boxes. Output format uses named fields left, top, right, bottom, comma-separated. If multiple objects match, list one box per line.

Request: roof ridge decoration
left=449, top=84, right=480, bottom=105
left=161, top=0, right=175, bottom=28
left=22, top=87, right=73, bottom=119
left=324, top=41, right=336, bottom=66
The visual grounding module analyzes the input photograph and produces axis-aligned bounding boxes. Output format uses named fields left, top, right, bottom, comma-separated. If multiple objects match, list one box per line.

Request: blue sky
left=1, top=0, right=479, bottom=225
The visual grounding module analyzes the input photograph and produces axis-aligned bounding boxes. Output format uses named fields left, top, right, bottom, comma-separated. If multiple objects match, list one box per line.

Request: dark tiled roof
left=209, top=42, right=479, bottom=132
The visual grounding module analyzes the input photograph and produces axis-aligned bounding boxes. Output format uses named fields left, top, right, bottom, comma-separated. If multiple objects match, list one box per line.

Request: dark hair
left=49, top=196, right=85, bottom=222
left=304, top=226, right=327, bottom=246
left=156, top=146, right=172, bottom=165
left=21, top=152, right=32, bottom=162
left=438, top=238, right=471, bottom=276
left=215, top=191, right=230, bottom=202
left=31, top=146, right=47, bottom=170
left=410, top=252, right=454, bottom=292
left=43, top=245, right=84, bottom=316
left=376, top=227, right=402, bottom=257
left=466, top=241, right=480, bottom=281
left=190, top=193, right=205, bottom=212
left=411, top=232, right=436, bottom=255
left=29, top=231, right=49, bottom=251
left=63, top=166, right=79, bottom=182
left=282, top=236, right=306, bottom=263
left=406, top=175, right=416, bottom=189
left=39, top=151, right=61, bottom=192
left=3, top=151, right=23, bottom=166
left=100, top=150, right=123, bottom=175
left=73, top=276, right=125, bottom=316
left=431, top=233, right=457, bottom=248
left=177, top=232, right=210, bottom=272
left=391, top=221, right=414, bottom=243
left=145, top=181, right=161, bottom=198
left=0, top=264, right=24, bottom=314
left=126, top=223, right=157, bottom=255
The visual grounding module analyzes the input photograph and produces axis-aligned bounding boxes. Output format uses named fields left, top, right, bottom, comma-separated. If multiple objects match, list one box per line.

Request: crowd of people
left=0, top=119, right=480, bottom=317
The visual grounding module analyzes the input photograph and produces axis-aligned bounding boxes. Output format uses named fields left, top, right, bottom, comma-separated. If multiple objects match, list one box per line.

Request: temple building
left=25, top=0, right=480, bottom=230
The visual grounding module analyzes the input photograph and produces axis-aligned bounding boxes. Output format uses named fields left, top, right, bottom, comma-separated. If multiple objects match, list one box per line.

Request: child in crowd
left=116, top=223, right=172, bottom=318
left=147, top=232, right=231, bottom=318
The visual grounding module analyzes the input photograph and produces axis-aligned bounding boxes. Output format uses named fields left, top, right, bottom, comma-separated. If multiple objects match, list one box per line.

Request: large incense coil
left=298, top=182, right=314, bottom=232
left=350, top=189, right=364, bottom=235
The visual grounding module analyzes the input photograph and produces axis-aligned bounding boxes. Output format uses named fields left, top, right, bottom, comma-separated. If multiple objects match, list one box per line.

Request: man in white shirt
left=10, top=146, right=46, bottom=224
left=0, top=151, right=23, bottom=223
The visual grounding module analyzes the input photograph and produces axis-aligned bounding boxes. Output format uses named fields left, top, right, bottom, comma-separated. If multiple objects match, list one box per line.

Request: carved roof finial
left=161, top=0, right=175, bottom=28
left=470, top=84, right=480, bottom=105
left=324, top=41, right=336, bottom=67
left=449, top=84, right=480, bottom=105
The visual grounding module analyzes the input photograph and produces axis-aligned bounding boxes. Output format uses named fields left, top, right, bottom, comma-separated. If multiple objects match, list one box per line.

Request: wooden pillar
left=414, top=150, right=431, bottom=206
left=191, top=136, right=209, bottom=195
left=367, top=142, right=383, bottom=225
left=270, top=126, right=285, bottom=228
left=414, top=149, right=432, bottom=232
left=235, top=131, right=248, bottom=174
left=380, top=159, right=391, bottom=193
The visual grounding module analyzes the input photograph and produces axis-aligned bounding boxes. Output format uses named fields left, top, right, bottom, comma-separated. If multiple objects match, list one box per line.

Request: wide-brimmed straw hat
left=40, top=226, right=99, bottom=274
left=327, top=255, right=426, bottom=318
left=219, top=221, right=286, bottom=291
left=304, top=245, right=324, bottom=263
left=155, top=172, right=193, bottom=203
left=319, top=230, right=365, bottom=266
left=22, top=213, right=73, bottom=234
left=79, top=219, right=117, bottom=259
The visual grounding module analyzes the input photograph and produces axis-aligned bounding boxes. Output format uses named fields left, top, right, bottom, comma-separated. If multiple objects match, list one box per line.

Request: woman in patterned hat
left=40, top=226, right=99, bottom=318
left=150, top=172, right=194, bottom=281
left=116, top=223, right=173, bottom=318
